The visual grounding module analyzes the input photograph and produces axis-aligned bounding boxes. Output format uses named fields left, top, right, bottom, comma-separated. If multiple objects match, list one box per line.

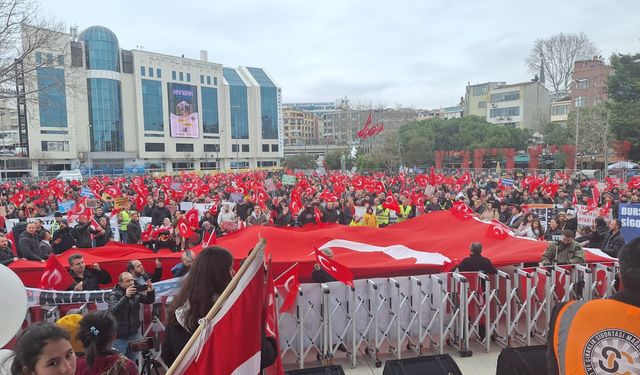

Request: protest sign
left=282, top=175, right=296, bottom=186
left=57, top=200, right=75, bottom=213
left=619, top=203, right=640, bottom=242
left=114, top=197, right=129, bottom=209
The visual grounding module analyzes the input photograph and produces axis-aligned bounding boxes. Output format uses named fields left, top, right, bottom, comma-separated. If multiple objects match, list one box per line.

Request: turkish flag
left=89, top=217, right=102, bottom=232
left=485, top=222, right=510, bottom=240
left=67, top=197, right=88, bottom=222
left=134, top=195, right=146, bottom=211
left=314, top=207, right=323, bottom=224
left=10, top=190, right=26, bottom=207
left=177, top=218, right=196, bottom=238
left=39, top=256, right=75, bottom=290
left=449, top=201, right=474, bottom=220
left=275, top=265, right=299, bottom=313
left=456, top=171, right=471, bottom=186
left=104, top=186, right=122, bottom=198
left=264, top=261, right=284, bottom=375
left=314, top=246, right=354, bottom=287
left=167, top=247, right=265, bottom=375
left=141, top=224, right=154, bottom=242
left=627, top=176, right=640, bottom=190
left=185, top=207, right=200, bottom=229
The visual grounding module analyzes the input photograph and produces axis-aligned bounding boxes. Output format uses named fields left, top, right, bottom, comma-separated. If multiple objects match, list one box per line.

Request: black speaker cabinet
left=383, top=354, right=463, bottom=375
left=496, top=345, right=547, bottom=375
left=285, top=365, right=346, bottom=375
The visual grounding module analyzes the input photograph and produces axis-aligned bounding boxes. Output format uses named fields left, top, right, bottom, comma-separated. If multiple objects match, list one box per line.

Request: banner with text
left=619, top=203, right=640, bottom=242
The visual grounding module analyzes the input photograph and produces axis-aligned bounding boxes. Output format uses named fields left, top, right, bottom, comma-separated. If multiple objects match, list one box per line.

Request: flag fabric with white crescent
left=264, top=260, right=284, bottom=375
left=40, top=256, right=75, bottom=290
left=169, top=247, right=266, bottom=375
left=314, top=245, right=354, bottom=287
left=275, top=265, right=299, bottom=314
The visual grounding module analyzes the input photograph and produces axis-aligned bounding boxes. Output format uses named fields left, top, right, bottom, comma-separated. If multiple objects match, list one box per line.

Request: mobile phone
left=134, top=284, right=148, bottom=293
left=128, top=337, right=154, bottom=352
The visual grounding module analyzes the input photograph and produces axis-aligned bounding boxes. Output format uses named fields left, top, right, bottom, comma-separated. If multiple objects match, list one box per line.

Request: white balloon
left=0, top=264, right=27, bottom=347
left=0, top=349, right=14, bottom=373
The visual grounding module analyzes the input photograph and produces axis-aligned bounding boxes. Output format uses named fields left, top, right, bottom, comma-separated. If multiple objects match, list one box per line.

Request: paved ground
left=284, top=342, right=501, bottom=374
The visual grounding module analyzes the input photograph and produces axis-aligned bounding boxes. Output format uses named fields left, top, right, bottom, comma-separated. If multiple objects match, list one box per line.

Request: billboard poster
left=168, top=83, right=199, bottom=138
left=619, top=203, right=640, bottom=242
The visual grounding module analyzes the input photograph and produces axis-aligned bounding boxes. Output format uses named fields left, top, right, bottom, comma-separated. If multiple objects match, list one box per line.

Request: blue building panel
left=37, top=67, right=68, bottom=127
left=142, top=79, right=163, bottom=131
left=247, top=67, right=278, bottom=139
left=87, top=78, right=124, bottom=152
left=223, top=68, right=249, bottom=139
left=201, top=87, right=219, bottom=134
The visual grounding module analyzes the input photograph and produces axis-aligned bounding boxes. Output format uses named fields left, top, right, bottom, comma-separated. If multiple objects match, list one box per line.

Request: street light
left=0, top=112, right=6, bottom=179
left=87, top=124, right=92, bottom=177
left=231, top=105, right=240, bottom=169
left=572, top=79, right=587, bottom=171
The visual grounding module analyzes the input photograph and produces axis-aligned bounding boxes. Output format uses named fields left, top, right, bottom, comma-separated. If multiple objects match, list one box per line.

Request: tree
left=526, top=32, right=599, bottom=94
left=281, top=154, right=316, bottom=170
left=567, top=103, right=611, bottom=167
left=607, top=52, right=640, bottom=160
left=542, top=122, right=571, bottom=146
left=0, top=0, right=68, bottom=100
left=324, top=149, right=354, bottom=170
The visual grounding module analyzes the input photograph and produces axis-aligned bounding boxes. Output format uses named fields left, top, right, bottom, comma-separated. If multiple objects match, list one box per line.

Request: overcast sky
left=40, top=0, right=640, bottom=109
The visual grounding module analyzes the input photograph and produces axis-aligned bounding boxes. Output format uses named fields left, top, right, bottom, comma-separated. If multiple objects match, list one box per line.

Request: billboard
left=168, top=83, right=199, bottom=138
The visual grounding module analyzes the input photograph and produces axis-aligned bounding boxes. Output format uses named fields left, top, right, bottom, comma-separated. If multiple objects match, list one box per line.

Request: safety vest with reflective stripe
left=119, top=210, right=130, bottom=231
left=553, top=299, right=640, bottom=375
left=397, top=205, right=412, bottom=222
left=375, top=205, right=389, bottom=225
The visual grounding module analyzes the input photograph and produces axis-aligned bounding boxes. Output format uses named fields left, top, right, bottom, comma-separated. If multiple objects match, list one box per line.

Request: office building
left=485, top=81, right=550, bottom=130
left=282, top=108, right=321, bottom=146
left=17, top=25, right=282, bottom=177
left=571, top=57, right=612, bottom=109
left=464, top=81, right=505, bottom=117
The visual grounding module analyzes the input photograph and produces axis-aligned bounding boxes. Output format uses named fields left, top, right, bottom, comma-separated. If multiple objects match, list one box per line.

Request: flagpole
left=165, top=237, right=267, bottom=375
left=273, top=262, right=299, bottom=283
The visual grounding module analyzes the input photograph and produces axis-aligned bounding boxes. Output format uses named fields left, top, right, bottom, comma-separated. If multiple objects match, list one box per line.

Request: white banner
left=576, top=204, right=612, bottom=227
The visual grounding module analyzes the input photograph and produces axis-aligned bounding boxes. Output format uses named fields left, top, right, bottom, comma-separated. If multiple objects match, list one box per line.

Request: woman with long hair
left=162, top=246, right=276, bottom=369
left=75, top=311, right=138, bottom=374
left=7, top=323, right=76, bottom=375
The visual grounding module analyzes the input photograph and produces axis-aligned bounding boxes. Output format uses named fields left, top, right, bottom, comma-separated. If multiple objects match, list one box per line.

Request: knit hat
left=55, top=313, right=84, bottom=353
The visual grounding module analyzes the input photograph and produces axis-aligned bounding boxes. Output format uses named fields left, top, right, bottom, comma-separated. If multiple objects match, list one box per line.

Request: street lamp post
left=87, top=124, right=92, bottom=177
left=572, top=79, right=587, bottom=171
left=0, top=112, right=5, bottom=179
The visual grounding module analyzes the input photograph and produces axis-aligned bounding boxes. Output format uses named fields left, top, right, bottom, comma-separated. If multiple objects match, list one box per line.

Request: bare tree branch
left=526, top=32, right=599, bottom=95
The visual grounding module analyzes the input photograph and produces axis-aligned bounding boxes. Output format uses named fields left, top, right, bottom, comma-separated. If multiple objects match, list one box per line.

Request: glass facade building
left=87, top=78, right=124, bottom=151
left=247, top=67, right=278, bottom=139
left=223, top=68, right=248, bottom=139
left=79, top=26, right=120, bottom=72
left=36, top=67, right=68, bottom=127
left=142, top=79, right=164, bottom=131
left=201, top=87, right=219, bottom=134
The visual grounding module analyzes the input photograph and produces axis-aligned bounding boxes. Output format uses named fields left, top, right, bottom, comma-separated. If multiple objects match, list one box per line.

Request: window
left=200, top=161, right=218, bottom=170
left=574, top=97, right=587, bottom=108
left=200, top=75, right=204, bottom=84
left=172, top=71, right=176, bottom=80
left=241, top=144, right=250, bottom=152
left=258, top=161, right=277, bottom=167
left=172, top=162, right=194, bottom=171
left=489, top=107, right=520, bottom=118
left=156, top=68, right=162, bottom=78
left=577, top=80, right=589, bottom=90
left=86, top=78, right=124, bottom=152
left=121, top=50, right=133, bottom=73
left=478, top=101, right=486, bottom=109
left=472, top=85, right=487, bottom=96
left=204, top=144, right=220, bottom=152
left=179, top=72, right=183, bottom=81
left=41, top=141, right=69, bottom=151
left=224, top=68, right=249, bottom=139
left=57, top=55, right=64, bottom=66
left=186, top=73, right=191, bottom=82
left=490, top=91, right=520, bottom=103
left=140, top=66, right=145, bottom=76
left=230, top=161, right=249, bottom=169
left=213, top=77, right=217, bottom=85
left=552, top=105, right=568, bottom=116
left=145, top=143, right=165, bottom=152
left=40, top=129, right=68, bottom=135
left=207, top=76, right=211, bottom=85
left=176, top=143, right=194, bottom=152
left=37, top=67, right=68, bottom=127
left=247, top=68, right=278, bottom=139
left=262, top=144, right=269, bottom=152
left=201, top=87, right=219, bottom=133
left=35, top=52, right=42, bottom=64
left=148, top=67, right=154, bottom=77
left=232, top=144, right=239, bottom=153
left=144, top=133, right=163, bottom=137
left=142, top=79, right=163, bottom=131
left=47, top=53, right=54, bottom=64
left=271, top=144, right=279, bottom=152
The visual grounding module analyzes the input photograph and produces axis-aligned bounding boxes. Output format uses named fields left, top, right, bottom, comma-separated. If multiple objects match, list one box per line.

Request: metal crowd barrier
left=22, top=262, right=619, bottom=370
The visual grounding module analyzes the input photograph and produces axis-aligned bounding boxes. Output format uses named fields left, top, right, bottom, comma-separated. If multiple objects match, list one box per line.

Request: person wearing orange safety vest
left=547, top=238, right=640, bottom=375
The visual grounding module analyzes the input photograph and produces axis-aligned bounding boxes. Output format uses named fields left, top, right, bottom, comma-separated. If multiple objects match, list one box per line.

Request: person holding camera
left=540, top=229, right=586, bottom=266
left=108, top=271, right=155, bottom=360
left=75, top=311, right=138, bottom=375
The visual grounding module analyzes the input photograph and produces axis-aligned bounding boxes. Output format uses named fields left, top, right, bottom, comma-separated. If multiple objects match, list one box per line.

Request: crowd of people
left=0, top=168, right=638, bottom=373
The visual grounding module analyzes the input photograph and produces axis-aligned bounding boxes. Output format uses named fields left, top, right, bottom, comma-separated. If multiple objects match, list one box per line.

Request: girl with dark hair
left=7, top=323, right=76, bottom=375
left=75, top=311, right=138, bottom=375
left=162, top=246, right=277, bottom=369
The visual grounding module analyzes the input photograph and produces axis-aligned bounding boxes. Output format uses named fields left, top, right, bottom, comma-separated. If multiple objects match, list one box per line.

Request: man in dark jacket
left=126, top=211, right=142, bottom=244
left=12, top=218, right=28, bottom=257
left=66, top=253, right=112, bottom=291
left=602, top=219, right=626, bottom=257
left=456, top=242, right=498, bottom=275
left=19, top=222, right=47, bottom=262
left=72, top=217, right=94, bottom=248
left=322, top=202, right=339, bottom=223
left=0, top=236, right=18, bottom=266
left=150, top=201, right=171, bottom=227
left=51, top=220, right=75, bottom=254
left=275, top=206, right=293, bottom=227
left=126, top=258, right=163, bottom=284
left=109, top=271, right=155, bottom=359
left=141, top=197, right=155, bottom=218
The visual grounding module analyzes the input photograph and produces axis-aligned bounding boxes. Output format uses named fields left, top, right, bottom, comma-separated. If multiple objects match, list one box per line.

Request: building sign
left=168, top=83, right=199, bottom=138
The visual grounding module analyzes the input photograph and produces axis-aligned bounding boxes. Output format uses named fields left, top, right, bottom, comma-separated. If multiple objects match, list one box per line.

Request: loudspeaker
left=383, top=354, right=463, bottom=375
left=285, top=365, right=346, bottom=375
left=496, top=345, right=547, bottom=375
